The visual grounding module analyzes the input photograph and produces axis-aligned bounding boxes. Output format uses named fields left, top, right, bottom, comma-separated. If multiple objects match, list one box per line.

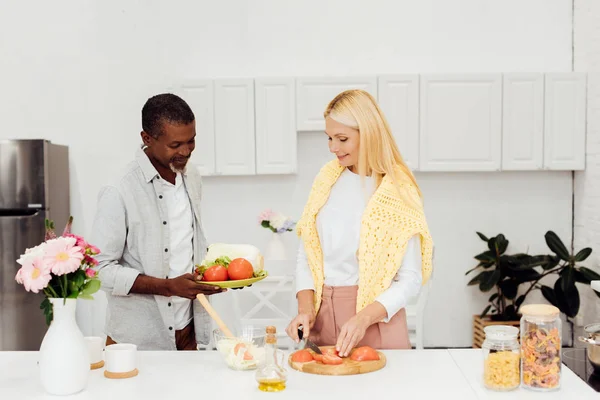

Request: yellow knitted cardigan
left=296, top=159, right=434, bottom=314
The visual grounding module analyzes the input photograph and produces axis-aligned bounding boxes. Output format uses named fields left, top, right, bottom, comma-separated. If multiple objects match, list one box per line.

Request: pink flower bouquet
left=14, top=217, right=101, bottom=325
left=258, top=209, right=296, bottom=234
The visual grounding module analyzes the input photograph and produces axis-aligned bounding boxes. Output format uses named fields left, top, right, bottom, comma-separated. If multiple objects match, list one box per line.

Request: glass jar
left=255, top=326, right=287, bottom=392
left=520, top=304, right=562, bottom=391
left=482, top=325, right=520, bottom=391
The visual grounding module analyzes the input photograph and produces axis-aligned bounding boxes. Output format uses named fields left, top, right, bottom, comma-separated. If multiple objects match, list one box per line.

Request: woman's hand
left=286, top=289, right=316, bottom=343
left=335, top=314, right=369, bottom=357
left=285, top=309, right=316, bottom=343
left=336, top=301, right=388, bottom=356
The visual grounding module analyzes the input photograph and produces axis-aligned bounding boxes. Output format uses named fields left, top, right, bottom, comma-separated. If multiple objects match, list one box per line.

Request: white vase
left=39, top=298, right=89, bottom=396
left=265, top=233, right=287, bottom=261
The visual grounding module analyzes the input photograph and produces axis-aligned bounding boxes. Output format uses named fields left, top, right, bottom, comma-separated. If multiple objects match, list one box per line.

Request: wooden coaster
left=104, top=368, right=139, bottom=379
left=90, top=360, right=105, bottom=370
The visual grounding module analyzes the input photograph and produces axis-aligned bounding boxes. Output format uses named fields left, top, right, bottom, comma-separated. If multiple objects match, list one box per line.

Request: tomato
left=234, top=343, right=253, bottom=360
left=349, top=346, right=380, bottom=361
left=291, top=349, right=313, bottom=363
left=202, top=265, right=228, bottom=281
left=312, top=353, right=324, bottom=363
left=322, top=354, right=343, bottom=365
left=320, top=347, right=340, bottom=357
left=227, top=258, right=254, bottom=280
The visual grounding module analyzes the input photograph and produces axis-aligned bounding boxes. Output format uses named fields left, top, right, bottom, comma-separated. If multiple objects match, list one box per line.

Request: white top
left=2, top=350, right=596, bottom=399
left=162, top=173, right=194, bottom=330
left=296, top=168, right=423, bottom=322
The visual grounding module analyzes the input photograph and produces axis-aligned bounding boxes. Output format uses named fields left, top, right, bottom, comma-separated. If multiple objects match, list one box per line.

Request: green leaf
left=487, top=237, right=497, bottom=252
left=479, top=269, right=501, bottom=292
left=510, top=268, right=542, bottom=283
left=467, top=271, right=486, bottom=285
left=480, top=305, right=492, bottom=319
left=515, top=295, right=526, bottom=308
left=521, top=255, right=557, bottom=270
left=544, top=231, right=570, bottom=261
left=488, top=293, right=499, bottom=302
left=574, top=247, right=592, bottom=262
left=499, top=279, right=518, bottom=299
left=474, top=251, right=495, bottom=262
left=40, top=297, right=53, bottom=326
left=78, top=293, right=94, bottom=300
left=541, top=285, right=558, bottom=308
left=465, top=265, right=483, bottom=276
left=476, top=232, right=489, bottom=242
left=560, top=267, right=576, bottom=294
left=554, top=277, right=580, bottom=318
left=577, top=267, right=600, bottom=283
left=495, top=234, right=508, bottom=255
left=81, top=279, right=101, bottom=297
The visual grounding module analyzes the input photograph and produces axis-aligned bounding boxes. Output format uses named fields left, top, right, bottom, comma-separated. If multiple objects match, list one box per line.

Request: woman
left=285, top=89, right=434, bottom=356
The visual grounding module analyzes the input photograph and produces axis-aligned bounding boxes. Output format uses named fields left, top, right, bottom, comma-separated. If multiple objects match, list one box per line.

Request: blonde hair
left=324, top=89, right=422, bottom=198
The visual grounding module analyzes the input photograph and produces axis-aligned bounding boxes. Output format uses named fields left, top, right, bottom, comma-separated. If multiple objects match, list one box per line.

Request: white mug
left=84, top=336, right=104, bottom=364
left=104, top=343, right=137, bottom=373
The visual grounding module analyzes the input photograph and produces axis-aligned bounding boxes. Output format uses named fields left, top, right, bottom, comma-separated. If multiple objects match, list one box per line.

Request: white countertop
left=0, top=349, right=596, bottom=399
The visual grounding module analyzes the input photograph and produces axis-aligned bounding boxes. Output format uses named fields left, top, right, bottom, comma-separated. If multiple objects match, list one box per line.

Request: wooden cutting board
left=288, top=346, right=386, bottom=376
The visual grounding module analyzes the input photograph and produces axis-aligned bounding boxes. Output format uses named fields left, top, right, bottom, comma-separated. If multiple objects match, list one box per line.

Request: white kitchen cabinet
left=175, top=81, right=216, bottom=176
left=255, top=78, right=297, bottom=174
left=543, top=73, right=587, bottom=171
left=378, top=75, right=420, bottom=170
left=419, top=74, right=502, bottom=171
left=501, top=73, right=544, bottom=171
left=214, top=79, right=256, bottom=175
left=296, top=76, right=377, bottom=131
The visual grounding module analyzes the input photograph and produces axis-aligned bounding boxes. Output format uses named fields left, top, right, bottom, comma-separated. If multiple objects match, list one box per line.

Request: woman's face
left=325, top=116, right=360, bottom=170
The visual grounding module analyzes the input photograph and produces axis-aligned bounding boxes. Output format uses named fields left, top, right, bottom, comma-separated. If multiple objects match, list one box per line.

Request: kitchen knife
left=298, top=326, right=322, bottom=354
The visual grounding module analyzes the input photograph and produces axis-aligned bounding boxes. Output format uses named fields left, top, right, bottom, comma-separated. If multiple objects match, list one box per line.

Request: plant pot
left=39, top=298, right=90, bottom=395
left=472, top=314, right=520, bottom=348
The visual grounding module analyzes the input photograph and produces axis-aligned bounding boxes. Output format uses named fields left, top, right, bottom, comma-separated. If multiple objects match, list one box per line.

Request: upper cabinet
left=502, top=73, right=544, bottom=171
left=296, top=77, right=377, bottom=131
left=174, top=72, right=587, bottom=176
left=419, top=74, right=502, bottom=171
left=212, top=79, right=256, bottom=176
left=543, top=73, right=587, bottom=170
left=255, top=78, right=297, bottom=175
left=378, top=75, right=420, bottom=170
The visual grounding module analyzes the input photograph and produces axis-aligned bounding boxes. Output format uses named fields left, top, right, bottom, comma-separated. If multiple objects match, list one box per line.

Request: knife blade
left=298, top=326, right=322, bottom=354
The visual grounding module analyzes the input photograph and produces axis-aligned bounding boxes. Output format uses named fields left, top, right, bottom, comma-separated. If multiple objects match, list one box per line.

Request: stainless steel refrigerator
left=0, top=139, right=70, bottom=350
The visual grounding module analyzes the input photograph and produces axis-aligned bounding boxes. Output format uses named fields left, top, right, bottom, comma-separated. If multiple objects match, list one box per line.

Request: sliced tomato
left=349, top=346, right=380, bottom=361
left=320, top=347, right=339, bottom=356
left=234, top=343, right=253, bottom=360
left=291, top=349, right=314, bottom=363
left=322, top=354, right=344, bottom=365
left=312, top=353, right=324, bottom=363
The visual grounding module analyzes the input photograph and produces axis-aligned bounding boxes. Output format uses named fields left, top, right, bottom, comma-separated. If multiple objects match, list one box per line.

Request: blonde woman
left=285, top=89, right=434, bottom=356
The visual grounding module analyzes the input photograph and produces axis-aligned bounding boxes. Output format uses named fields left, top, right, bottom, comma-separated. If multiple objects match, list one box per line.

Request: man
left=90, top=93, right=224, bottom=351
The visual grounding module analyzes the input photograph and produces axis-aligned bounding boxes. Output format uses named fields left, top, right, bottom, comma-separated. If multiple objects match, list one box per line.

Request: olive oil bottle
left=255, top=326, right=287, bottom=392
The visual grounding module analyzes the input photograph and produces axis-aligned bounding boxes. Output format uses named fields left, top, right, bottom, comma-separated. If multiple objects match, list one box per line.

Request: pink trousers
left=308, top=285, right=411, bottom=349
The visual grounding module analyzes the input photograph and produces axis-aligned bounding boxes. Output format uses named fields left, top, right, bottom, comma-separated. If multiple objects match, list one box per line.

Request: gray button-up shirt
left=89, top=146, right=211, bottom=350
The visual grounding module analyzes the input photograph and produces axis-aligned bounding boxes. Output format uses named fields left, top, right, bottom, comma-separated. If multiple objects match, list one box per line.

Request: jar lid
left=484, top=325, right=519, bottom=341
left=520, top=304, right=560, bottom=318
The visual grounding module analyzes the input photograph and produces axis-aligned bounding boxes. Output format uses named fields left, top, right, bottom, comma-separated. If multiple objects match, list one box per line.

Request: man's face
left=143, top=120, right=196, bottom=173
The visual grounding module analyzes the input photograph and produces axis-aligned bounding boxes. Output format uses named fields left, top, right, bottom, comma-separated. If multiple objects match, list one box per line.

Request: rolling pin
left=196, top=293, right=235, bottom=338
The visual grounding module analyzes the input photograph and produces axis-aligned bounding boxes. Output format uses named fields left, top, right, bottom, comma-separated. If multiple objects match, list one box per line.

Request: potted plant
left=467, top=230, right=600, bottom=348
left=466, top=232, right=542, bottom=347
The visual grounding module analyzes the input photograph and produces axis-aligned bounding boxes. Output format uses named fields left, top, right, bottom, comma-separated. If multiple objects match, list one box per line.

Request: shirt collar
left=136, top=145, right=161, bottom=183
left=136, top=144, right=189, bottom=183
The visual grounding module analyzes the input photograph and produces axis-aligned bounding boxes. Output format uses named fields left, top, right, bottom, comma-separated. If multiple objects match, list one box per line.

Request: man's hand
left=167, top=273, right=225, bottom=299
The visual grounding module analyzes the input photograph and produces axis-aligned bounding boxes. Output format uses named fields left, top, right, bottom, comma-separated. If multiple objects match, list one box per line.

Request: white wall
left=575, top=0, right=600, bottom=326
left=0, top=0, right=577, bottom=347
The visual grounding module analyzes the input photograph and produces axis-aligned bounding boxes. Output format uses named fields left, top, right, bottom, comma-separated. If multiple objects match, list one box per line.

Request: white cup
left=84, top=336, right=105, bottom=364
left=104, top=343, right=137, bottom=373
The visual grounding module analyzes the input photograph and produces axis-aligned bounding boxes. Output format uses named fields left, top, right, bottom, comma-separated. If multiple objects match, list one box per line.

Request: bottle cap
left=266, top=326, right=276, bottom=334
